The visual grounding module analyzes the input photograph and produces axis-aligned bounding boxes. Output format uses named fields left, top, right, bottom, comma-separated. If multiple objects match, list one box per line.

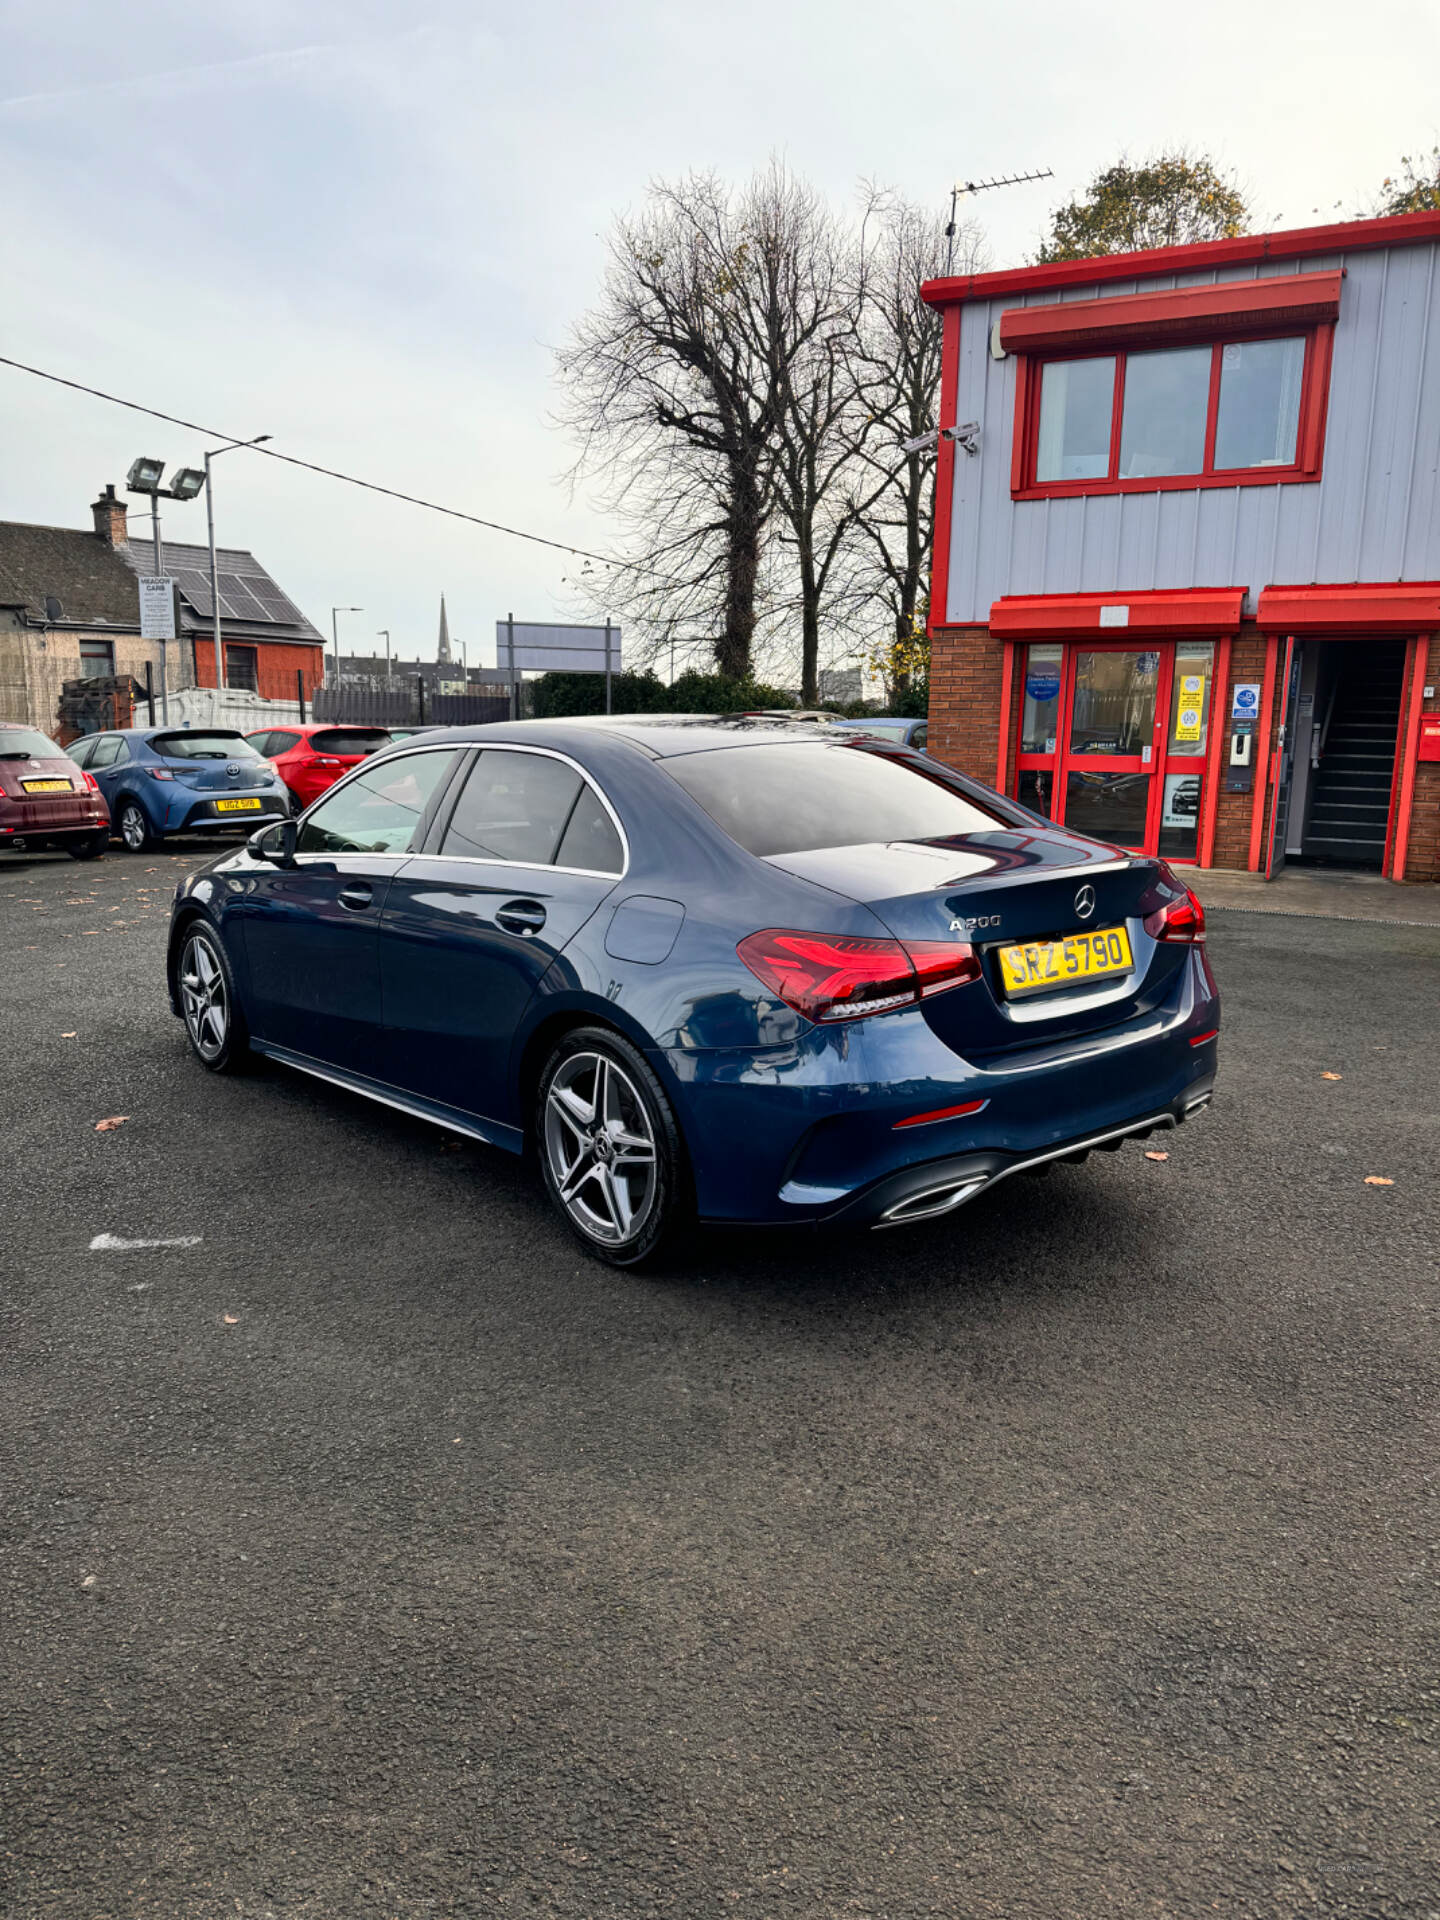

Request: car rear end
left=287, top=727, right=393, bottom=807
left=653, top=737, right=1218, bottom=1228
left=143, top=731, right=289, bottom=837
left=0, top=726, right=109, bottom=855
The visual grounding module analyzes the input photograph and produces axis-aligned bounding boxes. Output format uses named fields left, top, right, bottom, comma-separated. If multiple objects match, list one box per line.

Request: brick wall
left=927, top=626, right=1005, bottom=786
left=1209, top=626, right=1270, bottom=872
left=1402, top=662, right=1440, bottom=882
left=190, top=638, right=324, bottom=703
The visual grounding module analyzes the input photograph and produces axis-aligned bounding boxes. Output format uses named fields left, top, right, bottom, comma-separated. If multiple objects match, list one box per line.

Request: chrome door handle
left=496, top=899, right=546, bottom=935
left=338, top=883, right=374, bottom=911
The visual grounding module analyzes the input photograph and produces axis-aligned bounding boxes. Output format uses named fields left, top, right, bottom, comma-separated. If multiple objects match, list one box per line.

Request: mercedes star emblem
left=1074, top=883, right=1096, bottom=920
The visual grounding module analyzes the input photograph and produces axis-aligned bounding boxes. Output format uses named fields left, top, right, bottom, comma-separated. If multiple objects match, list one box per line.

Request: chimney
left=91, top=484, right=128, bottom=546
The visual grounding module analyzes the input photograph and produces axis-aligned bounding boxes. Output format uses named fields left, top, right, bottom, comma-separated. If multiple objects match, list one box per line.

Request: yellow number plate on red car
left=998, top=925, right=1134, bottom=997
left=215, top=797, right=263, bottom=812
left=22, top=778, right=72, bottom=792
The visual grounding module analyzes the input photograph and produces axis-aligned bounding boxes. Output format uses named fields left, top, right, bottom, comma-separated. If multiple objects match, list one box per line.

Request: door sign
left=1231, top=682, right=1261, bottom=721
left=1174, top=671, right=1206, bottom=744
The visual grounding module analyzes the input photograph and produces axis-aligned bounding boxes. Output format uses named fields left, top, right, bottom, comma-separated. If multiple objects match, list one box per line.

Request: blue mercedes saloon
left=166, top=718, right=1219, bottom=1264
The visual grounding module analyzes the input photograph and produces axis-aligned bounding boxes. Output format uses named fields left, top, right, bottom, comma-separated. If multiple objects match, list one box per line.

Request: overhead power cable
left=0, top=351, right=638, bottom=574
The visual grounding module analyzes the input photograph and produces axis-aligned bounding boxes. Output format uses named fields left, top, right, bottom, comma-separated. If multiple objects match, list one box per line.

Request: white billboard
left=496, top=620, right=621, bottom=674
left=137, top=576, right=176, bottom=641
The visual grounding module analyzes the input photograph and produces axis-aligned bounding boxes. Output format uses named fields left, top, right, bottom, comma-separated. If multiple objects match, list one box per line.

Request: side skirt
left=248, top=1040, right=524, bottom=1155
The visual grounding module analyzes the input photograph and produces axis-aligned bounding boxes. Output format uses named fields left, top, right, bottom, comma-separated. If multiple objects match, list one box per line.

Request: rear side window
left=663, top=742, right=1000, bottom=858
left=310, top=729, right=391, bottom=756
left=88, top=735, right=124, bottom=769
left=555, top=785, right=624, bottom=873
left=440, top=751, right=584, bottom=865
left=66, top=738, right=95, bottom=768
left=296, top=749, right=455, bottom=855
left=266, top=731, right=301, bottom=755
left=153, top=732, right=261, bottom=761
left=242, top=732, right=272, bottom=756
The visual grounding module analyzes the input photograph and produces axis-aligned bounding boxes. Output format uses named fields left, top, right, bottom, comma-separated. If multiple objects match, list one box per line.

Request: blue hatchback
left=165, top=719, right=1219, bottom=1264
left=66, top=726, right=289, bottom=852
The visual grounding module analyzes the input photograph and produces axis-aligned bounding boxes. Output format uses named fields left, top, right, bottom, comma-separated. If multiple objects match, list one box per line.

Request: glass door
left=1057, top=645, right=1168, bottom=850
left=1157, top=641, right=1215, bottom=863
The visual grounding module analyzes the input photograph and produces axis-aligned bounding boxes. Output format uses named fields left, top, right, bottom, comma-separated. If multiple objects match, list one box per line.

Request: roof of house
left=0, top=513, right=324, bottom=646
left=114, top=538, right=324, bottom=645
left=922, top=206, right=1440, bottom=310
left=0, top=520, right=143, bottom=627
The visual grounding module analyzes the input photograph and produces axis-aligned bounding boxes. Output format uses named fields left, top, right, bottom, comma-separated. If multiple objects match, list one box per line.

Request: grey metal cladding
left=944, top=239, right=1440, bottom=624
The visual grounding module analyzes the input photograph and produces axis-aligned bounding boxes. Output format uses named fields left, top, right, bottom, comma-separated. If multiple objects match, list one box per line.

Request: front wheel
left=116, top=799, right=157, bottom=853
left=176, top=921, right=250, bottom=1073
left=536, top=1028, right=686, bottom=1267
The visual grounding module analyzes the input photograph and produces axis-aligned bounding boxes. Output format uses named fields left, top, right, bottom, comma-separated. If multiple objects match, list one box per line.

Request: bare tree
left=842, top=192, right=986, bottom=683
left=555, top=173, right=789, bottom=679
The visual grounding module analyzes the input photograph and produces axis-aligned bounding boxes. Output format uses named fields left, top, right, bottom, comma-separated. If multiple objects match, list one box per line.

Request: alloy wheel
left=543, top=1050, right=658, bottom=1247
left=120, top=805, right=148, bottom=851
left=180, top=932, right=229, bottom=1061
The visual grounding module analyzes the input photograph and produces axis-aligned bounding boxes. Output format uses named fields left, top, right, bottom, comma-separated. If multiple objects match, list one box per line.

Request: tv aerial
left=945, top=168, right=1054, bottom=273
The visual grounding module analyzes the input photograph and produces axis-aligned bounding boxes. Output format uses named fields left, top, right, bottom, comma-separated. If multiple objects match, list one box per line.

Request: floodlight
left=126, top=456, right=166, bottom=492
left=169, top=468, right=207, bottom=500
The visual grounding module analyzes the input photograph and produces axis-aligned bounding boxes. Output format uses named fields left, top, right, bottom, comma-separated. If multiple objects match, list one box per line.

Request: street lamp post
left=202, top=435, right=271, bottom=699
left=377, top=630, right=391, bottom=687
left=331, top=607, right=362, bottom=692
left=126, top=456, right=206, bottom=723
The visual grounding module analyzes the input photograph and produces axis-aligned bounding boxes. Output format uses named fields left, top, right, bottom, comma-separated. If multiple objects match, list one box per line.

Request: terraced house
left=922, top=208, right=1440, bottom=885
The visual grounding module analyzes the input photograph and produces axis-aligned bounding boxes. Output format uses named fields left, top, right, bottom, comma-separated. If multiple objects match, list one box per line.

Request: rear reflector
left=894, top=1098, right=989, bottom=1130
left=1144, top=888, right=1206, bottom=944
left=737, top=929, right=982, bottom=1024
left=1189, top=1028, right=1219, bottom=1047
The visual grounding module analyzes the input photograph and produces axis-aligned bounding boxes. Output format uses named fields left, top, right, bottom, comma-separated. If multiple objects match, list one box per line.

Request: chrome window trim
left=289, top=740, right=630, bottom=880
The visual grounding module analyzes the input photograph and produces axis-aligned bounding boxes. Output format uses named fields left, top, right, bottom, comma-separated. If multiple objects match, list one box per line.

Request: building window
left=79, top=638, right=115, bottom=678
left=226, top=645, right=258, bottom=692
left=1018, top=329, right=1325, bottom=497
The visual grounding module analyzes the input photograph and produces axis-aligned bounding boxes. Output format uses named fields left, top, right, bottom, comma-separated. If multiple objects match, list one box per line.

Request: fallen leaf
left=80, top=1574, right=96, bottom=1590
left=80, top=930, right=100, bottom=936
left=94, top=1116, right=129, bottom=1132
left=1144, top=1149, right=1170, bottom=1162
left=1321, top=1071, right=1342, bottom=1081
left=1363, top=1176, right=1394, bottom=1187
left=61, top=1031, right=77, bottom=1038
left=222, top=1313, right=239, bottom=1325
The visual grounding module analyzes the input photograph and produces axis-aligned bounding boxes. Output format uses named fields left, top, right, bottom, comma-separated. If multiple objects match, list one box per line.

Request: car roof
left=390, top=715, right=878, bottom=761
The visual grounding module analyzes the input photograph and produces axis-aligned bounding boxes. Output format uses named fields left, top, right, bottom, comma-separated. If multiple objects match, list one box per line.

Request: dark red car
left=0, top=723, right=109, bottom=859
left=241, top=724, right=393, bottom=812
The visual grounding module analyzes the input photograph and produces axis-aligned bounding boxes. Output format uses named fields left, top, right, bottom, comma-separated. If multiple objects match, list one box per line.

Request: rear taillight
left=737, top=929, right=981, bottom=1024
left=82, top=771, right=100, bottom=791
left=147, top=767, right=175, bottom=781
left=1144, top=888, right=1206, bottom=944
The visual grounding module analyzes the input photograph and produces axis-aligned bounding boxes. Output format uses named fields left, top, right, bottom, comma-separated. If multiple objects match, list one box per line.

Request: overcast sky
left=2, top=0, right=1435, bottom=676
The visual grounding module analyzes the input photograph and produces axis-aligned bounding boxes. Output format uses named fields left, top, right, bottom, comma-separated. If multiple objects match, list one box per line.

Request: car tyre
left=116, top=798, right=157, bottom=853
left=536, top=1026, right=687, bottom=1268
left=175, top=920, right=250, bottom=1074
left=67, top=831, right=109, bottom=860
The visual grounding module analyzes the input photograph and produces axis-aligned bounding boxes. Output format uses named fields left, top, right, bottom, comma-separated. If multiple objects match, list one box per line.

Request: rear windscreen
left=311, top=729, right=392, bottom=756
left=153, top=732, right=262, bottom=760
left=0, top=729, right=64, bottom=759
left=663, top=743, right=1001, bottom=858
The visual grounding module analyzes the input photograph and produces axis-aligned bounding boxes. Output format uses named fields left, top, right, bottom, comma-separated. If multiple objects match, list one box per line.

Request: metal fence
left=312, top=682, right=511, bottom=728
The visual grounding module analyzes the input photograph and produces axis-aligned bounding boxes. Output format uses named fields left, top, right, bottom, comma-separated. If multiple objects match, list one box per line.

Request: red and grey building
left=922, top=208, right=1440, bottom=884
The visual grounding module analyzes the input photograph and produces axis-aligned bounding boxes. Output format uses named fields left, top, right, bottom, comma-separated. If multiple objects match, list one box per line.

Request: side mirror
left=248, top=818, right=298, bottom=867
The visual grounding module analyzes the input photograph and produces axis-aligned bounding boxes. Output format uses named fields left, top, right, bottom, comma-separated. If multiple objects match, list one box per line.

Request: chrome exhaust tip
left=1184, top=1092, right=1213, bottom=1117
left=880, top=1177, right=988, bottom=1226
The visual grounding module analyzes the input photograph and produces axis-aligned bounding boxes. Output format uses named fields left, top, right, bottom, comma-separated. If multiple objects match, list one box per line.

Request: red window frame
left=1011, top=323, right=1333, bottom=500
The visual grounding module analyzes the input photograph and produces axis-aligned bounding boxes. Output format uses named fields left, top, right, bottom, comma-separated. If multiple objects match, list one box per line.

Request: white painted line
left=89, top=1233, right=204, bottom=1252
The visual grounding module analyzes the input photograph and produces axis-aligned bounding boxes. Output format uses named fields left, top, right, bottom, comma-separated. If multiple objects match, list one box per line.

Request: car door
left=379, top=747, right=626, bottom=1130
left=86, top=734, right=130, bottom=811
left=236, top=746, right=461, bottom=1075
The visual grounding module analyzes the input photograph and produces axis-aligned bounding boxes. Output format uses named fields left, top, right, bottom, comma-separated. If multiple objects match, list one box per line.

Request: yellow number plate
left=22, top=778, right=72, bottom=792
left=215, top=797, right=263, bottom=812
left=998, top=925, right=1134, bottom=997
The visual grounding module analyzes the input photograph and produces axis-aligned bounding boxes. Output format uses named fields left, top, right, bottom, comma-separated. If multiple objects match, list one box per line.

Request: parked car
left=242, top=724, right=395, bottom=812
left=828, top=717, right=929, bottom=753
left=166, top=718, right=1218, bottom=1266
left=0, top=723, right=109, bottom=859
left=66, top=727, right=289, bottom=852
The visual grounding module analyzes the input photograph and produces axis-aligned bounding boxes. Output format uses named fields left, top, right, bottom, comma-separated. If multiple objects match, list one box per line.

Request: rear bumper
left=839, top=1084, right=1213, bottom=1229
left=172, top=800, right=287, bottom=832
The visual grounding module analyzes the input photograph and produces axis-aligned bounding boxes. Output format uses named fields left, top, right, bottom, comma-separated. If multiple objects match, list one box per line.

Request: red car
left=241, top=724, right=394, bottom=812
left=0, top=723, right=109, bottom=859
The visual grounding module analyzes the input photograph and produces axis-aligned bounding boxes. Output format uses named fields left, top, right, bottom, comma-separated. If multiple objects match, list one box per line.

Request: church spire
left=437, top=594, right=452, bottom=665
